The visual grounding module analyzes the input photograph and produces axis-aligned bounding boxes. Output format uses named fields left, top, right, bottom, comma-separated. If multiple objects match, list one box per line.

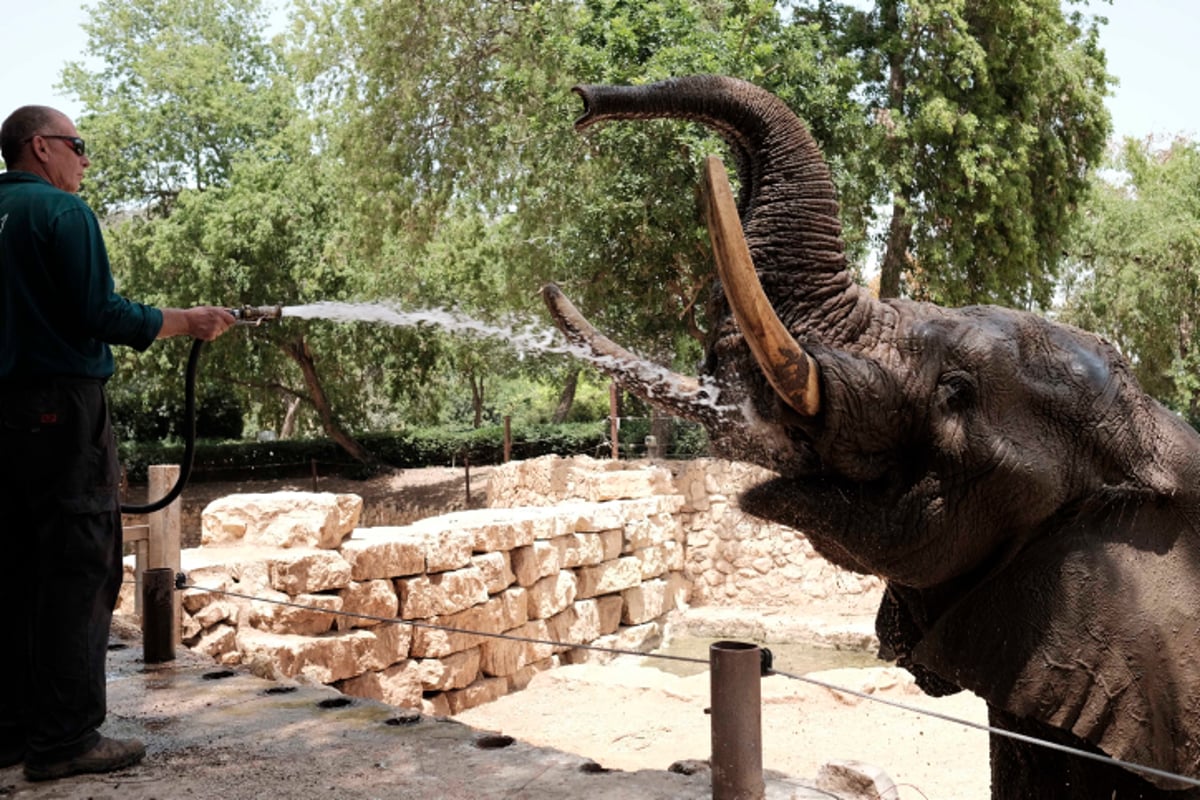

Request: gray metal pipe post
left=142, top=567, right=176, bottom=663
left=710, top=640, right=765, bottom=800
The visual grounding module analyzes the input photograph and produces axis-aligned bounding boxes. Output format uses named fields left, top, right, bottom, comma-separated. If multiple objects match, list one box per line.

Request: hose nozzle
left=231, top=304, right=283, bottom=326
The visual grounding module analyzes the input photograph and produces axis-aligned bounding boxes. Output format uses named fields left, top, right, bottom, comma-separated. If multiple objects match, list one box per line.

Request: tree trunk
left=877, top=0, right=910, bottom=301
left=283, top=335, right=374, bottom=465
left=879, top=201, right=912, bottom=300
left=280, top=395, right=302, bottom=439
left=551, top=367, right=580, bottom=424
left=470, top=371, right=484, bottom=428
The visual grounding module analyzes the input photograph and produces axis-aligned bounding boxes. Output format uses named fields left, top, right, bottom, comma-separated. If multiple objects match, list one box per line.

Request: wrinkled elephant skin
left=542, top=75, right=1200, bottom=799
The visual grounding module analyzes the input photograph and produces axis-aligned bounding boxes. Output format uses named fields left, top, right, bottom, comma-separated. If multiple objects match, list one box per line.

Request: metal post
left=142, top=567, right=176, bottom=663
left=710, top=641, right=765, bottom=800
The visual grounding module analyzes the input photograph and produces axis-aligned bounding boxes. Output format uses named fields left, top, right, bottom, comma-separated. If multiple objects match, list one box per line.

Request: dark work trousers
left=0, top=378, right=123, bottom=765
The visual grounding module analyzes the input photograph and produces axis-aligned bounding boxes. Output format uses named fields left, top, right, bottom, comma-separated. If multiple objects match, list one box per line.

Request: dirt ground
left=126, top=465, right=992, bottom=799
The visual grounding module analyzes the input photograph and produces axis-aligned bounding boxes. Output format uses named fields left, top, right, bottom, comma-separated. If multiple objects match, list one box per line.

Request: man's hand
left=158, top=307, right=237, bottom=341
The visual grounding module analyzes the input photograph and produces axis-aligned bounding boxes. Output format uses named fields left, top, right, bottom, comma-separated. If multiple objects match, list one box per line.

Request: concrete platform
left=0, top=620, right=844, bottom=799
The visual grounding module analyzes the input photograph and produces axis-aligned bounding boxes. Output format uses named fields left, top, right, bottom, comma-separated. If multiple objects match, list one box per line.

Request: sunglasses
left=28, top=134, right=87, bottom=157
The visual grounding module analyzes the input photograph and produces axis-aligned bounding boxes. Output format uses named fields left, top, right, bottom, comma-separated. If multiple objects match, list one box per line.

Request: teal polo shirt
left=0, top=171, right=162, bottom=380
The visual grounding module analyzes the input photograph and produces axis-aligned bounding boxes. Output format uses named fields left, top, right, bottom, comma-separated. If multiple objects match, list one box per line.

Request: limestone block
left=200, top=491, right=362, bottom=549
left=339, top=659, right=424, bottom=709
left=403, top=517, right=476, bottom=572
left=553, top=532, right=606, bottom=568
left=562, top=501, right=626, bottom=533
left=596, top=594, right=624, bottom=635
left=526, top=571, right=577, bottom=620
left=266, top=550, right=353, bottom=595
left=621, top=579, right=668, bottom=625
left=410, top=591, right=526, bottom=658
left=666, top=571, right=693, bottom=611
left=598, top=530, right=624, bottom=561
left=193, top=600, right=239, bottom=630
left=816, top=760, right=898, bottom=800
left=339, top=527, right=425, bottom=581
left=472, top=551, right=515, bottom=594
left=547, top=599, right=602, bottom=649
left=432, top=508, right=540, bottom=552
left=575, top=557, right=643, bottom=598
left=510, top=541, right=559, bottom=587
left=364, top=623, right=412, bottom=670
left=337, top=580, right=399, bottom=629
left=237, top=628, right=376, bottom=684
left=576, top=466, right=673, bottom=501
left=446, top=675, right=509, bottom=714
left=182, top=612, right=203, bottom=642
left=634, top=545, right=671, bottom=580
left=422, top=693, right=451, bottom=718
left=191, top=623, right=238, bottom=660
left=498, top=586, right=530, bottom=631
left=249, top=589, right=340, bottom=636
left=396, top=566, right=488, bottom=619
left=623, top=512, right=682, bottom=552
left=478, top=632, right=526, bottom=677
left=508, top=655, right=557, bottom=692
left=418, top=647, right=481, bottom=691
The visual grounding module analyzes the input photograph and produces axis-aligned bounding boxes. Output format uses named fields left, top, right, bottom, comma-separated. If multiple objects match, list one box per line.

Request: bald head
left=1, top=106, right=70, bottom=169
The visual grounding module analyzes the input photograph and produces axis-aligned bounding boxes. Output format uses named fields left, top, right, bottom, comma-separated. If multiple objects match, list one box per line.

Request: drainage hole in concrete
left=202, top=669, right=237, bottom=681
left=474, top=734, right=515, bottom=750
left=317, top=697, right=354, bottom=710
left=263, top=686, right=298, bottom=696
left=579, top=761, right=612, bottom=774
left=107, top=642, right=128, bottom=651
left=384, top=711, right=421, bottom=726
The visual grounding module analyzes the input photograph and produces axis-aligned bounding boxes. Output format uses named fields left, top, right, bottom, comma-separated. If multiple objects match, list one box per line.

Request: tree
left=60, top=0, right=294, bottom=215
left=1061, top=137, right=1200, bottom=421
left=828, top=0, right=1113, bottom=307
left=292, top=0, right=871, bottom=421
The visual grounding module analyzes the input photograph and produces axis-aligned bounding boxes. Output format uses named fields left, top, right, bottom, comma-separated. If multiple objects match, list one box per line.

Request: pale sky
left=1, top=0, right=1196, bottom=149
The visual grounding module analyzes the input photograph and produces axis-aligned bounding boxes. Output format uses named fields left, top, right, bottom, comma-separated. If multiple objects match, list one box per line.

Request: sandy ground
left=457, top=648, right=992, bottom=800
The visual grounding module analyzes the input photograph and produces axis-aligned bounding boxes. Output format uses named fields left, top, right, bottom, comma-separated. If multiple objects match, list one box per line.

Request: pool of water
left=644, top=636, right=884, bottom=678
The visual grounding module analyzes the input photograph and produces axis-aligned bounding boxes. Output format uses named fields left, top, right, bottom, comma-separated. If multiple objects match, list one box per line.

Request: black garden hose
left=119, top=337, right=205, bottom=515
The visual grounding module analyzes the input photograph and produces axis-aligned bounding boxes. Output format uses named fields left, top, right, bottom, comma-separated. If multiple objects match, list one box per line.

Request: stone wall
left=119, top=459, right=691, bottom=716
left=119, top=454, right=881, bottom=715
left=487, top=456, right=883, bottom=615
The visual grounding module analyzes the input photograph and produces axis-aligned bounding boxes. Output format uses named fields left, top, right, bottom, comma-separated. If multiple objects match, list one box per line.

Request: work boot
left=24, top=736, right=145, bottom=782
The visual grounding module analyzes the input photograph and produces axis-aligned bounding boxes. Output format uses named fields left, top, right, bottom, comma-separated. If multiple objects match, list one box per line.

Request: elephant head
left=542, top=76, right=1200, bottom=797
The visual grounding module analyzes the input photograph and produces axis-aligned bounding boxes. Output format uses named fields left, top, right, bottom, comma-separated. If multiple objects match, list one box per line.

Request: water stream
left=280, top=300, right=731, bottom=411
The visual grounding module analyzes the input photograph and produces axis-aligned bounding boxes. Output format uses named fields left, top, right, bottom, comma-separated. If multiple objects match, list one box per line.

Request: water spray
left=120, top=302, right=284, bottom=515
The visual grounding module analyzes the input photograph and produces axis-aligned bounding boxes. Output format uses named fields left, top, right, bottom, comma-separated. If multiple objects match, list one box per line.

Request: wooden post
left=503, top=415, right=512, bottom=463
left=147, top=464, right=182, bottom=643
left=609, top=381, right=620, bottom=460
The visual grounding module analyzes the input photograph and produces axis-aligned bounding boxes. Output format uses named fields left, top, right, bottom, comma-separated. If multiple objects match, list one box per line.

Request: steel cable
left=166, top=578, right=1200, bottom=790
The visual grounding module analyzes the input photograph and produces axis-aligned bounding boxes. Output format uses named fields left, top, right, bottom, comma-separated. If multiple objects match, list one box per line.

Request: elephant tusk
left=539, top=283, right=726, bottom=426
left=702, top=155, right=821, bottom=417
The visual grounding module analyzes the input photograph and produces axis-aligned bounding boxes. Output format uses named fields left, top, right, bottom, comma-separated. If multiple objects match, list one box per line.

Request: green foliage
left=61, top=0, right=294, bottom=215
left=118, top=422, right=617, bottom=482
left=835, top=0, right=1113, bottom=307
left=1061, top=137, right=1200, bottom=420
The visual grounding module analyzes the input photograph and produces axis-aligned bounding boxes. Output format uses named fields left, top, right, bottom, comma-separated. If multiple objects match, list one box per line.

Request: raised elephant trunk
left=573, top=75, right=873, bottom=344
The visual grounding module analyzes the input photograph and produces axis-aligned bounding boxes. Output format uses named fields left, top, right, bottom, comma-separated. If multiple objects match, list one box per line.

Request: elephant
left=541, top=75, right=1200, bottom=799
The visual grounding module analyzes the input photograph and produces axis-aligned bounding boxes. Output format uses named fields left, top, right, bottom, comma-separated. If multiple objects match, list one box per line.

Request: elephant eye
left=936, top=371, right=977, bottom=412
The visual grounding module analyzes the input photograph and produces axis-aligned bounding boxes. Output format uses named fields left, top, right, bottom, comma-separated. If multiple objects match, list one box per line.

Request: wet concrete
left=0, top=620, right=844, bottom=799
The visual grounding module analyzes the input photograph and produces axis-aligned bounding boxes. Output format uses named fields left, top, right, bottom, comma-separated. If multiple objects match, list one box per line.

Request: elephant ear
left=906, top=500, right=1200, bottom=789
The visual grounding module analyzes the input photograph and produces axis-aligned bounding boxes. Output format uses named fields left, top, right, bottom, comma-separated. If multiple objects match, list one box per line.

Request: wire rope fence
left=130, top=574, right=1200, bottom=794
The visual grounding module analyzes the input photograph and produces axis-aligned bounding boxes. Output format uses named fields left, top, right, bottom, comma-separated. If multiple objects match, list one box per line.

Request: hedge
left=118, top=419, right=711, bottom=484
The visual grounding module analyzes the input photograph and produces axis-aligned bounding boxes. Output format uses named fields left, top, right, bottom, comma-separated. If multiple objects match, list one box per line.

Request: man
left=0, top=105, right=236, bottom=782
